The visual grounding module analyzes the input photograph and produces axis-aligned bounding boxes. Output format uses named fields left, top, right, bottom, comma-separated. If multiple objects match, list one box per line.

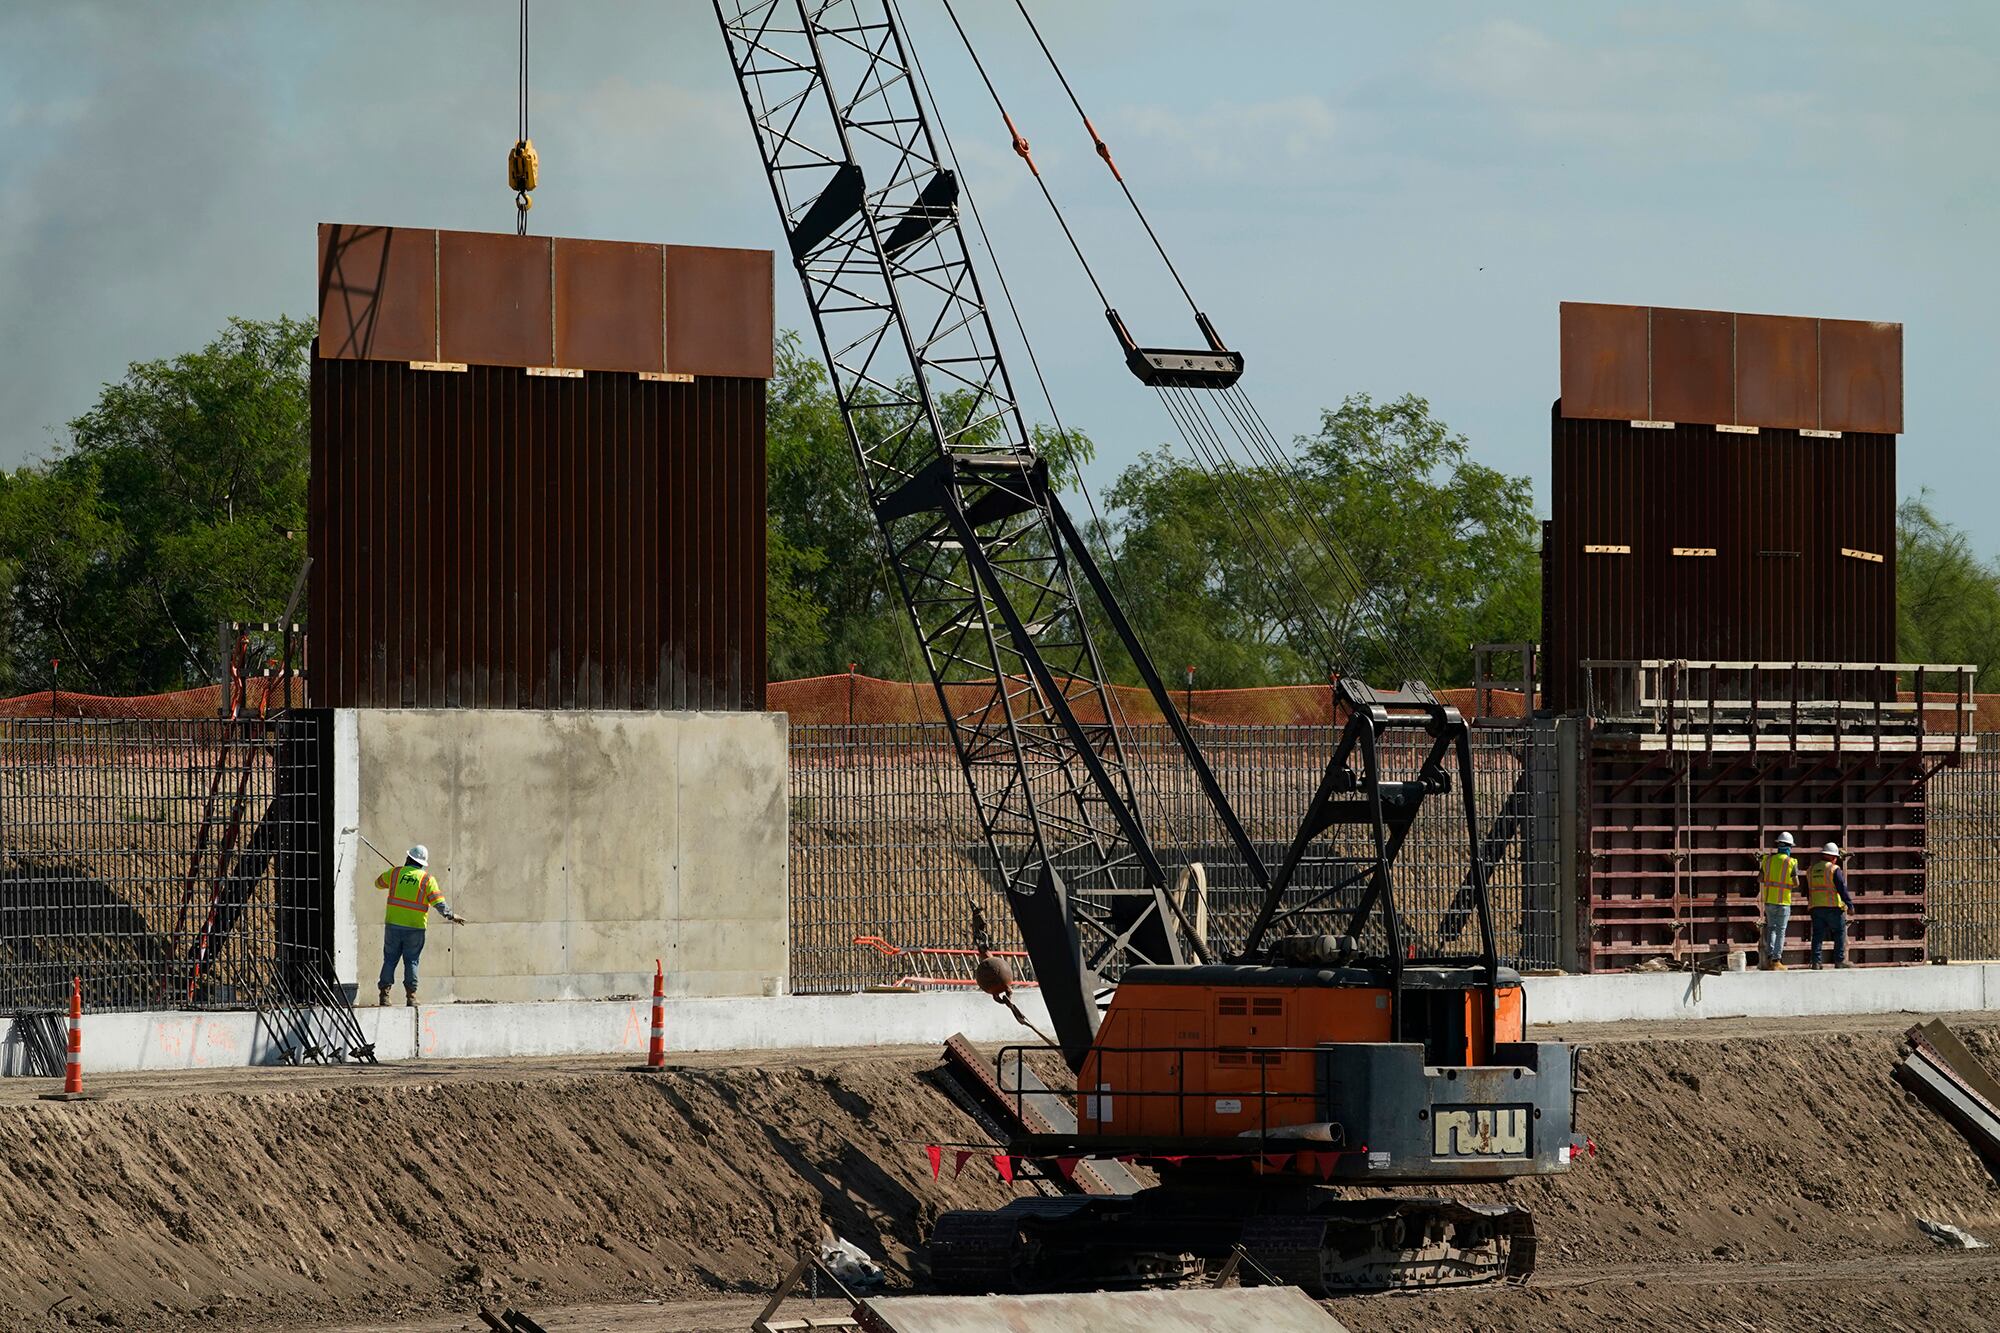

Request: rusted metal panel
left=319, top=224, right=772, bottom=378
left=437, top=230, right=554, bottom=369
left=310, top=350, right=766, bottom=711
left=1734, top=313, right=1818, bottom=430
left=1820, top=318, right=1904, bottom=434
left=1558, top=302, right=1648, bottom=421
left=1544, top=409, right=1897, bottom=712
left=317, top=224, right=435, bottom=363
left=554, top=236, right=666, bottom=373
left=664, top=245, right=775, bottom=379
left=1560, top=302, right=1902, bottom=433
left=1649, top=306, right=1733, bottom=426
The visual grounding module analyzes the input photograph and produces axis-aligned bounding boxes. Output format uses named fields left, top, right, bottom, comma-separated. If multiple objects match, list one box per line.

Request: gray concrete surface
left=335, top=709, right=787, bottom=1002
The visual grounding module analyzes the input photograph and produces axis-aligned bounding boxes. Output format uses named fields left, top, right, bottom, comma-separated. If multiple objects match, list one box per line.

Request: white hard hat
left=407, top=844, right=430, bottom=867
left=1823, top=842, right=1841, bottom=857
left=1775, top=832, right=1794, bottom=847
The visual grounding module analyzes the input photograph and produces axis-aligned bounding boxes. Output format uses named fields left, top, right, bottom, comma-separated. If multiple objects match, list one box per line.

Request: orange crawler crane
left=712, top=0, right=1582, bottom=1295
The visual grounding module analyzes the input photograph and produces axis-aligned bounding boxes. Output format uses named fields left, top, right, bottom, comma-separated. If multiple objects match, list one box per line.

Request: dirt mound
left=2, top=1018, right=1998, bottom=1332
left=1496, top=1022, right=2000, bottom=1265
left=0, top=1054, right=1014, bottom=1332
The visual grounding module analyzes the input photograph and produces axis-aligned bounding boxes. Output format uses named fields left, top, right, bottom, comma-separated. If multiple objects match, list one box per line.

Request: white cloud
left=1115, top=95, right=1341, bottom=175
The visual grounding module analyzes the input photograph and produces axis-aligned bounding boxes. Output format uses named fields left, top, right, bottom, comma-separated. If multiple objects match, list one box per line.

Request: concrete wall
left=332, top=709, right=788, bottom=1003
left=5, top=969, right=1998, bottom=1077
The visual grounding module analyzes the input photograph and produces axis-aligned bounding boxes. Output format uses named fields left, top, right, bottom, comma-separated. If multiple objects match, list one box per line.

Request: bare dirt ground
left=2, top=1014, right=1997, bottom=1332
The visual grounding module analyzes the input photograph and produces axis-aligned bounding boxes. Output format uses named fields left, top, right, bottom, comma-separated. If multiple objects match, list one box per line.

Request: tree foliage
left=0, top=317, right=311, bottom=695
left=1898, top=493, right=2000, bottom=688
left=1092, top=394, right=1539, bottom=688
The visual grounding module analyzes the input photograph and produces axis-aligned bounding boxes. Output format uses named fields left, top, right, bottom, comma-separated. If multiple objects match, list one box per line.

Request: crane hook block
left=508, top=138, right=540, bottom=194
left=1106, top=308, right=1245, bottom=389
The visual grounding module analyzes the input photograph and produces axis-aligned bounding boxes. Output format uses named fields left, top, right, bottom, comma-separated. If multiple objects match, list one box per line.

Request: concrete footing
left=3, top=966, right=1997, bottom=1077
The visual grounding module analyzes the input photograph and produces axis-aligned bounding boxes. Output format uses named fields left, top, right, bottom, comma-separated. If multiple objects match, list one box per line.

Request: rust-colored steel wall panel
left=1543, top=407, right=1896, bottom=712
left=317, top=223, right=436, bottom=362
left=665, top=245, right=775, bottom=380
left=1734, top=313, right=1819, bottom=430
left=1649, top=307, right=1734, bottom=426
left=554, top=237, right=666, bottom=373
left=317, top=223, right=772, bottom=378
left=1558, top=302, right=1649, bottom=421
left=438, top=231, right=554, bottom=369
left=1560, top=301, right=1902, bottom=431
left=310, top=351, right=766, bottom=711
left=1820, top=318, right=1904, bottom=434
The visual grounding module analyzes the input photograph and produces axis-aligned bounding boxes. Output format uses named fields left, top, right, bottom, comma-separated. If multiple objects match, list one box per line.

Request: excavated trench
left=0, top=1016, right=1995, bottom=1331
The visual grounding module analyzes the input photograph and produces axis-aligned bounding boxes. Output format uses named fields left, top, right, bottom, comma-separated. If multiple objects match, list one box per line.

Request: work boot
left=405, top=986, right=419, bottom=1008
left=1771, top=961, right=1788, bottom=971
left=1837, top=961, right=1856, bottom=969
left=378, top=986, right=390, bottom=1007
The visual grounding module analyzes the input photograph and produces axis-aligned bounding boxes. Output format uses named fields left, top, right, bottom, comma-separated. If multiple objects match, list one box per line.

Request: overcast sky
left=3, top=2, right=1996, bottom=547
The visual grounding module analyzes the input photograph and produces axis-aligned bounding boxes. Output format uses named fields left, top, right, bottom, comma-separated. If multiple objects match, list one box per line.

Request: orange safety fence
left=0, top=679, right=307, bottom=719
left=766, top=671, right=1535, bottom=727
left=8, top=671, right=1993, bottom=730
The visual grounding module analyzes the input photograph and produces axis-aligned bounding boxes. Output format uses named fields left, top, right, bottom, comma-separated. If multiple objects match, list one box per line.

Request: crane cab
left=1075, top=961, right=1578, bottom=1183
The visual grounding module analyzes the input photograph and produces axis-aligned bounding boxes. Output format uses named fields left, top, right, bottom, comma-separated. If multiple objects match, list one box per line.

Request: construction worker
left=376, top=844, right=464, bottom=1006
left=1758, top=832, right=1800, bottom=970
left=1807, top=842, right=1856, bottom=969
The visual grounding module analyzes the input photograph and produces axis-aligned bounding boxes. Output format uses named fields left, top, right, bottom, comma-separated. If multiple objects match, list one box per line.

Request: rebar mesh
left=788, top=721, right=1562, bottom=992
left=1927, top=733, right=2000, bottom=962
left=0, top=716, right=326, bottom=1014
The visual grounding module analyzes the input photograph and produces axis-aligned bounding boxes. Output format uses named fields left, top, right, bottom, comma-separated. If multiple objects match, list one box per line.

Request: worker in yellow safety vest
left=1806, top=842, right=1855, bottom=970
left=375, top=844, right=465, bottom=1006
left=1758, top=832, right=1800, bottom=971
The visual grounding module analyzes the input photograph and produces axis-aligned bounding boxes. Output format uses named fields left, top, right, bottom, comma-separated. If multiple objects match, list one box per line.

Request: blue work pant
left=1762, top=903, right=1791, bottom=966
left=1810, top=907, right=1848, bottom=966
left=379, top=923, right=427, bottom=990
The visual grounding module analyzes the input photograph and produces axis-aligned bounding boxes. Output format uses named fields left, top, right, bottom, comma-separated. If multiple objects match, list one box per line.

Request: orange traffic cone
left=647, top=960, right=667, bottom=1068
left=41, top=975, right=100, bottom=1103
left=627, top=959, right=674, bottom=1074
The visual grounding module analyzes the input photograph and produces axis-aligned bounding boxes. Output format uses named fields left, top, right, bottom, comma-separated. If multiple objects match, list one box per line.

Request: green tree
left=1097, top=393, right=1538, bottom=688
left=1898, top=493, right=2000, bottom=688
left=0, top=316, right=311, bottom=694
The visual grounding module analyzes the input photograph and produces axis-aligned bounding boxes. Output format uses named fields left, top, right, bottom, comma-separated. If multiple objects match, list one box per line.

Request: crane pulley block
left=1107, top=308, right=1244, bottom=389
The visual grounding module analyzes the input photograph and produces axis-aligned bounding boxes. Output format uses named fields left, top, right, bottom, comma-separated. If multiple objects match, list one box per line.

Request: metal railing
left=0, top=715, right=327, bottom=1014
left=788, top=721, right=1563, bottom=992
left=1582, top=659, right=1976, bottom=753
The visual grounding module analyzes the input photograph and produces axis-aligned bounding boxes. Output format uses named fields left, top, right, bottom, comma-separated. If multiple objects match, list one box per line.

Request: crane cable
left=1005, top=0, right=1417, bottom=682
left=936, top=0, right=1109, bottom=310
left=933, top=0, right=1341, bottom=670
left=949, top=1, right=1426, bottom=685
left=1009, top=0, right=1198, bottom=317
left=507, top=0, right=538, bottom=234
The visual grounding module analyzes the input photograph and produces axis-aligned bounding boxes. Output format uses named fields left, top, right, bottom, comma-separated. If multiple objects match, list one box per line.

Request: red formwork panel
left=1579, top=740, right=1929, bottom=970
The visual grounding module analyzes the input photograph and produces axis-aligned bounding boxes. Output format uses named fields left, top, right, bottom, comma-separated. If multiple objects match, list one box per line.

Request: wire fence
left=788, top=721, right=1562, bottom=993
left=1927, top=733, right=2000, bottom=963
left=0, top=716, right=327, bottom=1014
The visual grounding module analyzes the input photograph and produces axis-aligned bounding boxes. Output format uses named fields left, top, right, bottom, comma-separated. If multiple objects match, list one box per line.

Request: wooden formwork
left=1578, top=738, right=1935, bottom=970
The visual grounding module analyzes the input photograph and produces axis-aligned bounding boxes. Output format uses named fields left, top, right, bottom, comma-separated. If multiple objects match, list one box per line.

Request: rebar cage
left=0, top=715, right=328, bottom=1014
left=788, top=720, right=1564, bottom=992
